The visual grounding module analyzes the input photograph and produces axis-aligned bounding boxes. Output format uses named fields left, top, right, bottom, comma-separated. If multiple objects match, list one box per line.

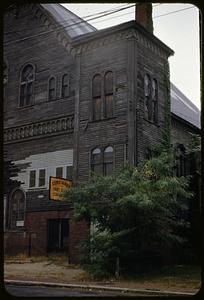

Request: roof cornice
left=72, top=20, right=174, bottom=57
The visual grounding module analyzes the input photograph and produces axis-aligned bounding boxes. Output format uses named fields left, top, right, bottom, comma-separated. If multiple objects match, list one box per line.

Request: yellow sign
left=49, top=176, right=72, bottom=201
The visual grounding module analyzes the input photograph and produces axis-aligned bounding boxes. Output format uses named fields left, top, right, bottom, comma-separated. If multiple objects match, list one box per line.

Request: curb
left=4, top=279, right=195, bottom=296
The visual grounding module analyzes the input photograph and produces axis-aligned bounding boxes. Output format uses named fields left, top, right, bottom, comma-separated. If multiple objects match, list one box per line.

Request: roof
left=41, top=4, right=97, bottom=39
left=170, top=83, right=200, bottom=129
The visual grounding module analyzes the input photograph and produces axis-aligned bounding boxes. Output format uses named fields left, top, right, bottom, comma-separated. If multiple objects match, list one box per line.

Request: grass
left=119, top=265, right=201, bottom=291
left=4, top=255, right=201, bottom=292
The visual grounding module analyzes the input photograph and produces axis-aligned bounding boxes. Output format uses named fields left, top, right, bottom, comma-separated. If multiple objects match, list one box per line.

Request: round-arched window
left=20, top=64, right=34, bottom=107
left=9, top=188, right=25, bottom=229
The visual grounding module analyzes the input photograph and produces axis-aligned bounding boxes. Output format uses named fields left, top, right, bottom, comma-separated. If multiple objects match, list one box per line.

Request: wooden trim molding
left=4, top=114, right=74, bottom=144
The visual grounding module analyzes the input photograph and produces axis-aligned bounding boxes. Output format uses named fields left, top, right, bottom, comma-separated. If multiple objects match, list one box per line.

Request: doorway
left=47, top=218, right=69, bottom=253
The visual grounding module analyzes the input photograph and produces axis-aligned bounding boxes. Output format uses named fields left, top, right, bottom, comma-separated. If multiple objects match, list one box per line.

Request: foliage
left=186, top=133, right=201, bottom=154
left=4, top=150, right=29, bottom=194
left=63, top=143, right=193, bottom=278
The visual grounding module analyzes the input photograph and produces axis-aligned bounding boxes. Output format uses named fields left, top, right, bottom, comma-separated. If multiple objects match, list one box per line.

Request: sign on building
left=49, top=176, right=72, bottom=201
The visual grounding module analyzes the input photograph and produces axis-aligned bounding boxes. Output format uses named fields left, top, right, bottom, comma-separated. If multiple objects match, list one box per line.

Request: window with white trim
left=56, top=167, right=63, bottom=178
left=39, top=169, right=46, bottom=187
left=29, top=170, right=36, bottom=188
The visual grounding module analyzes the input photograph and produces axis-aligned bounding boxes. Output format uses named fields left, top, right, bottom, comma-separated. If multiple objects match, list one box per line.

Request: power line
left=154, top=5, right=195, bottom=19
left=4, top=4, right=135, bottom=43
left=4, top=4, right=196, bottom=46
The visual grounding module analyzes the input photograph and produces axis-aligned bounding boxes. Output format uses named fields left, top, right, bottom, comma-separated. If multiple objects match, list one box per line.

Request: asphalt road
left=5, top=284, right=132, bottom=297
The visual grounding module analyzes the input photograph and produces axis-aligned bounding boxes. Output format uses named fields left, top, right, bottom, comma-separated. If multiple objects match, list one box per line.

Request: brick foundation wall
left=4, top=231, right=28, bottom=256
left=4, top=210, right=89, bottom=264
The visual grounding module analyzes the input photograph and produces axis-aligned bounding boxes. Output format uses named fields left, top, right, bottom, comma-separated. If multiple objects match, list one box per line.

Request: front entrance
left=47, top=218, right=69, bottom=253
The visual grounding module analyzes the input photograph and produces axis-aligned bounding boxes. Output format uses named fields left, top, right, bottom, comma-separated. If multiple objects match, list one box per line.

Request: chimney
left=135, top=3, right=154, bottom=33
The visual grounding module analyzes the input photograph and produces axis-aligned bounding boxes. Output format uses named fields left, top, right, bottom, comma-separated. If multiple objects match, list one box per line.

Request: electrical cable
left=4, top=4, right=196, bottom=46
left=4, top=3, right=135, bottom=42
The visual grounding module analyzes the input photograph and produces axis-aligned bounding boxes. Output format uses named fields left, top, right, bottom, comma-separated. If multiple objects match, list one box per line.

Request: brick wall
left=5, top=210, right=89, bottom=263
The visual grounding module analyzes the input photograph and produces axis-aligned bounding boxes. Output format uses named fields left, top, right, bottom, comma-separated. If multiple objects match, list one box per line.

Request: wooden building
left=3, top=3, right=200, bottom=263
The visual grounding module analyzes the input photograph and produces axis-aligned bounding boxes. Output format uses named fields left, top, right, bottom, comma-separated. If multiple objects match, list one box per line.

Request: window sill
left=18, top=104, right=34, bottom=110
left=90, top=116, right=117, bottom=123
left=143, top=118, right=160, bottom=127
left=47, top=96, right=70, bottom=102
left=28, top=187, right=47, bottom=191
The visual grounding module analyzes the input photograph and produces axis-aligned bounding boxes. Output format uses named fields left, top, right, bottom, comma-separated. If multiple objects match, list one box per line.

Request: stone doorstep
left=4, top=279, right=196, bottom=296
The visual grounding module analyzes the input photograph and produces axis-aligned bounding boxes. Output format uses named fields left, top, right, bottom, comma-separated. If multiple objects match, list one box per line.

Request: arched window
left=20, top=64, right=34, bottom=107
left=175, top=144, right=186, bottom=177
left=144, top=74, right=151, bottom=120
left=104, top=146, right=113, bottom=175
left=92, top=74, right=102, bottom=121
left=91, top=148, right=102, bottom=174
left=104, top=71, right=113, bottom=118
left=61, top=74, right=69, bottom=98
left=9, top=188, right=25, bottom=229
left=48, top=77, right=56, bottom=100
left=152, top=79, right=158, bottom=123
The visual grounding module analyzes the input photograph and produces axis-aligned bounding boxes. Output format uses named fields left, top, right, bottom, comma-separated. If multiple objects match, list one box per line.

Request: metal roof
left=41, top=4, right=97, bottom=39
left=170, top=83, right=200, bottom=129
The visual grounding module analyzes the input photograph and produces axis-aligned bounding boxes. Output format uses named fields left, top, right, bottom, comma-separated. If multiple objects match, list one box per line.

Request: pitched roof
left=170, top=83, right=200, bottom=129
left=41, top=4, right=96, bottom=39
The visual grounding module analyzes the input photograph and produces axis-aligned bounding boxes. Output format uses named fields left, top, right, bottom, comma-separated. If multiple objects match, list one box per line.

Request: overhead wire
left=4, top=3, right=135, bottom=44
left=4, top=4, right=195, bottom=46
left=153, top=5, right=195, bottom=19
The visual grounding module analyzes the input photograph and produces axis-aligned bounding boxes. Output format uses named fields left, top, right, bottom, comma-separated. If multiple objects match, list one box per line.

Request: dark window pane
left=62, top=85, right=68, bottom=98
left=105, top=95, right=113, bottom=118
left=49, top=78, right=56, bottom=100
left=22, top=65, right=34, bottom=82
left=93, top=97, right=102, bottom=120
left=20, top=84, right=26, bottom=107
left=10, top=189, right=25, bottom=228
left=49, top=89, right=55, bottom=100
left=91, top=148, right=102, bottom=175
left=152, top=79, right=158, bottom=123
left=152, top=100, right=158, bottom=123
left=62, top=74, right=69, bottom=97
left=56, top=167, right=63, bottom=178
left=29, top=170, right=36, bottom=188
left=92, top=163, right=103, bottom=175
left=144, top=74, right=151, bottom=97
left=66, top=166, right=73, bottom=181
left=92, top=74, right=101, bottom=98
left=104, top=162, right=113, bottom=176
left=20, top=64, right=34, bottom=107
left=105, top=72, right=113, bottom=94
left=39, top=169, right=46, bottom=187
left=104, top=146, right=113, bottom=175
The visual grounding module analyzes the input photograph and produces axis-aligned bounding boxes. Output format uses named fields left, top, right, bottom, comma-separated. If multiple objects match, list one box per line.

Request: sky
left=61, top=3, right=200, bottom=110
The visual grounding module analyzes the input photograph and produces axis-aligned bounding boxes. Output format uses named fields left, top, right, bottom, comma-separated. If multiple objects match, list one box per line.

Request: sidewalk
left=4, top=257, right=201, bottom=295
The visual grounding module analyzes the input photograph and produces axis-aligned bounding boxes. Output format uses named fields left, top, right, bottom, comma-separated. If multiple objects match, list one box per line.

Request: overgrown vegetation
left=63, top=142, right=193, bottom=278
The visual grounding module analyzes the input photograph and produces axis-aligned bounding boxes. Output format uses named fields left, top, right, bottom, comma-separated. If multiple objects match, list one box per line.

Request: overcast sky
left=61, top=3, right=200, bottom=109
